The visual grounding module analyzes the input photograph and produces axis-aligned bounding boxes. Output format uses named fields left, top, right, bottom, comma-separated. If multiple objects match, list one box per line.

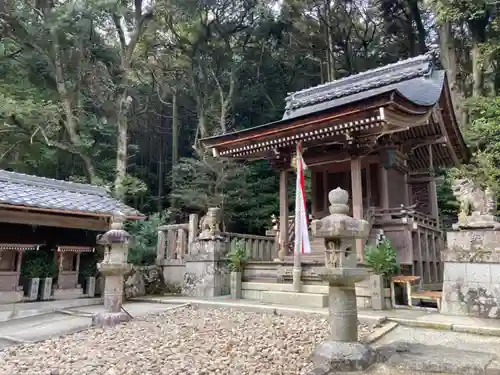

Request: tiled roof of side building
left=0, top=170, right=143, bottom=218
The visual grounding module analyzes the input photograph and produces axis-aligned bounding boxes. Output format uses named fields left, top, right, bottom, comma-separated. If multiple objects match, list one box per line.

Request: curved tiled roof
left=283, top=53, right=439, bottom=120
left=283, top=70, right=445, bottom=120
left=0, top=170, right=143, bottom=218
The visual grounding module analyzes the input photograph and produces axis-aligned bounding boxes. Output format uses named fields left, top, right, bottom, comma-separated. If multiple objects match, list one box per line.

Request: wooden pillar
left=351, top=158, right=363, bottom=262
left=429, top=179, right=439, bottom=219
left=403, top=169, right=410, bottom=207
left=16, top=251, right=23, bottom=273
left=365, top=164, right=372, bottom=208
left=75, top=253, right=81, bottom=274
left=322, top=170, right=328, bottom=212
left=278, top=169, right=289, bottom=261
left=379, top=165, right=389, bottom=210
left=311, top=169, right=318, bottom=217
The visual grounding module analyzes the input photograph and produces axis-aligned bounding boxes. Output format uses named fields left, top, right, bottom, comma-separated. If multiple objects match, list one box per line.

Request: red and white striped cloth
left=294, top=142, right=312, bottom=255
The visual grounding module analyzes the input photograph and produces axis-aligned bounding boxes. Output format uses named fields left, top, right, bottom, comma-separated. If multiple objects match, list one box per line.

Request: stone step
left=261, top=290, right=328, bottom=308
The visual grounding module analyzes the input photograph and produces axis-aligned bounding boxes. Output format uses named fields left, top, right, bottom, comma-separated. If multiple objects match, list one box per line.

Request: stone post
left=308, top=187, right=376, bottom=372
left=92, top=212, right=133, bottom=328
left=182, top=208, right=230, bottom=297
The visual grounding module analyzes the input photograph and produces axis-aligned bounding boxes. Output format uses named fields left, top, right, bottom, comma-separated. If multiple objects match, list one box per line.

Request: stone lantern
left=309, top=187, right=376, bottom=372
left=92, top=211, right=133, bottom=328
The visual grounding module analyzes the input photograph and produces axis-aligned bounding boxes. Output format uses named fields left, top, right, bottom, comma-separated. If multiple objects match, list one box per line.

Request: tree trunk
left=157, top=135, right=163, bottom=213
left=114, top=101, right=128, bottom=200
left=438, top=22, right=466, bottom=126
left=471, top=42, right=484, bottom=97
left=171, top=89, right=179, bottom=209
left=407, top=0, right=427, bottom=54
left=51, top=31, right=99, bottom=184
left=323, top=2, right=335, bottom=81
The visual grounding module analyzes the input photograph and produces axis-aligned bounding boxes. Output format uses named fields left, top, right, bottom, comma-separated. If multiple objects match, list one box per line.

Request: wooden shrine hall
left=201, top=53, right=469, bottom=290
left=0, top=170, right=143, bottom=302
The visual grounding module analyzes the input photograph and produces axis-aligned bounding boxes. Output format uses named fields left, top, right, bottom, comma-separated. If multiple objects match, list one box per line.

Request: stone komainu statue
left=198, top=207, right=221, bottom=237
left=452, top=178, right=496, bottom=217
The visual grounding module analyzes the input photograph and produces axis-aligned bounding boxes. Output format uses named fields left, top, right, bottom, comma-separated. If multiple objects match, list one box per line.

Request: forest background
left=1, top=0, right=499, bottom=256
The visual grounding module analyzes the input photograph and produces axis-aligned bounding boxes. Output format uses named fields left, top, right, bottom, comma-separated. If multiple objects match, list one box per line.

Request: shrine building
left=0, top=170, right=143, bottom=302
left=200, top=53, right=469, bottom=290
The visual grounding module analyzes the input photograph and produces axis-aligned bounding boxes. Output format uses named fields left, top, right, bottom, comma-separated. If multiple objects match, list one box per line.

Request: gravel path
left=0, top=306, right=375, bottom=375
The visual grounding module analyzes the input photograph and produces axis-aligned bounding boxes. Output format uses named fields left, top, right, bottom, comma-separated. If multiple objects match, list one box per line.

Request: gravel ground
left=0, top=306, right=376, bottom=375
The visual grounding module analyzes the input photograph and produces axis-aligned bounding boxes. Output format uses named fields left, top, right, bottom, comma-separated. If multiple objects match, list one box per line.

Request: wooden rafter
left=432, top=108, right=460, bottom=166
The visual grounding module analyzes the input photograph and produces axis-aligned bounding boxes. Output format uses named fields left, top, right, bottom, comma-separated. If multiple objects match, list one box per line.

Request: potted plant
left=225, top=240, right=248, bottom=299
left=364, top=238, right=400, bottom=310
left=21, top=256, right=45, bottom=301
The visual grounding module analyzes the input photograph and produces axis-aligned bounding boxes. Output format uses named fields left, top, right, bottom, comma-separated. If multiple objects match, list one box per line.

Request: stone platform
left=261, top=290, right=328, bottom=308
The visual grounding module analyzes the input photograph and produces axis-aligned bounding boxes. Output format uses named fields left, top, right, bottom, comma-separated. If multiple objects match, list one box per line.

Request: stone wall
left=182, top=238, right=230, bottom=297
left=124, top=265, right=167, bottom=299
left=441, top=230, right=500, bottom=318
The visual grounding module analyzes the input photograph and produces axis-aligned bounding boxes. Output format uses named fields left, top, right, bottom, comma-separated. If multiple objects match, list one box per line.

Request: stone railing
left=156, top=213, right=276, bottom=263
left=224, top=232, right=275, bottom=261
left=156, top=214, right=198, bottom=263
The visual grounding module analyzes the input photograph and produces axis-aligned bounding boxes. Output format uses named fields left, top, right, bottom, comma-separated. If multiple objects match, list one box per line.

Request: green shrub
left=364, top=238, right=399, bottom=279
left=224, top=240, right=248, bottom=272
left=126, top=211, right=170, bottom=265
left=21, top=251, right=57, bottom=278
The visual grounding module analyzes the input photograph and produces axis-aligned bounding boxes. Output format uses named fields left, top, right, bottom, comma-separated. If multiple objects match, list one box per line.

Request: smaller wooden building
left=0, top=170, right=143, bottom=302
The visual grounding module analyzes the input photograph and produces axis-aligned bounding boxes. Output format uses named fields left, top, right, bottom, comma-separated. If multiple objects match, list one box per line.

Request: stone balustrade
left=224, top=232, right=275, bottom=261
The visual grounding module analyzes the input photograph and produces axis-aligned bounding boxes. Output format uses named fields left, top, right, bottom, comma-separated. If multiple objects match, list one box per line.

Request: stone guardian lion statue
left=452, top=178, right=498, bottom=229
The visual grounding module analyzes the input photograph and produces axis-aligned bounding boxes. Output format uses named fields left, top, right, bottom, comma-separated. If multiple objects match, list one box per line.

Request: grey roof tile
left=283, top=53, right=437, bottom=120
left=285, top=70, right=445, bottom=120
left=0, top=170, right=143, bottom=218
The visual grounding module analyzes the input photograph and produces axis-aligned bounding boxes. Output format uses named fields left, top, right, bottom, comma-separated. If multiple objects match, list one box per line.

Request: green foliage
left=364, top=239, right=400, bottom=279
left=224, top=240, right=248, bottom=272
left=79, top=252, right=99, bottom=278
left=454, top=96, right=500, bottom=193
left=21, top=251, right=57, bottom=279
left=126, top=212, right=170, bottom=265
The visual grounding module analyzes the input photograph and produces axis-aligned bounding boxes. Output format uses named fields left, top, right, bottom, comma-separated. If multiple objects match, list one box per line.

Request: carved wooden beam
left=401, top=136, right=447, bottom=154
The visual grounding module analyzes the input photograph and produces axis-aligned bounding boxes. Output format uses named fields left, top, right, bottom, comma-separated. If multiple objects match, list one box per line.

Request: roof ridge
left=283, top=53, right=434, bottom=114
left=0, top=170, right=109, bottom=197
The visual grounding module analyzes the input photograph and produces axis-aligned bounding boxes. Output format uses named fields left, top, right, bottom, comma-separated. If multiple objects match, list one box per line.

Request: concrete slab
left=378, top=342, right=495, bottom=375
left=372, top=325, right=500, bottom=358
left=0, top=298, right=102, bottom=324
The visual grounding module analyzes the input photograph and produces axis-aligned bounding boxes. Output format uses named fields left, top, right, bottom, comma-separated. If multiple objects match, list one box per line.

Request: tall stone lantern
left=92, top=211, right=133, bottom=328
left=309, top=187, right=376, bottom=373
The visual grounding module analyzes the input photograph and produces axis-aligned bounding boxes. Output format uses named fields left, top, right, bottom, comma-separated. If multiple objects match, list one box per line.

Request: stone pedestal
left=26, top=278, right=39, bottom=301
left=441, top=229, right=500, bottom=318
left=370, top=274, right=385, bottom=310
left=86, top=276, right=96, bottom=298
left=309, top=267, right=377, bottom=372
left=40, top=277, right=52, bottom=300
left=230, top=271, right=242, bottom=299
left=183, top=237, right=230, bottom=297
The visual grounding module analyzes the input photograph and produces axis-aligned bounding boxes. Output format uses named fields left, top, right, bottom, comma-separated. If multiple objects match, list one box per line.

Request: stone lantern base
left=309, top=341, right=377, bottom=373
left=92, top=311, right=131, bottom=328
